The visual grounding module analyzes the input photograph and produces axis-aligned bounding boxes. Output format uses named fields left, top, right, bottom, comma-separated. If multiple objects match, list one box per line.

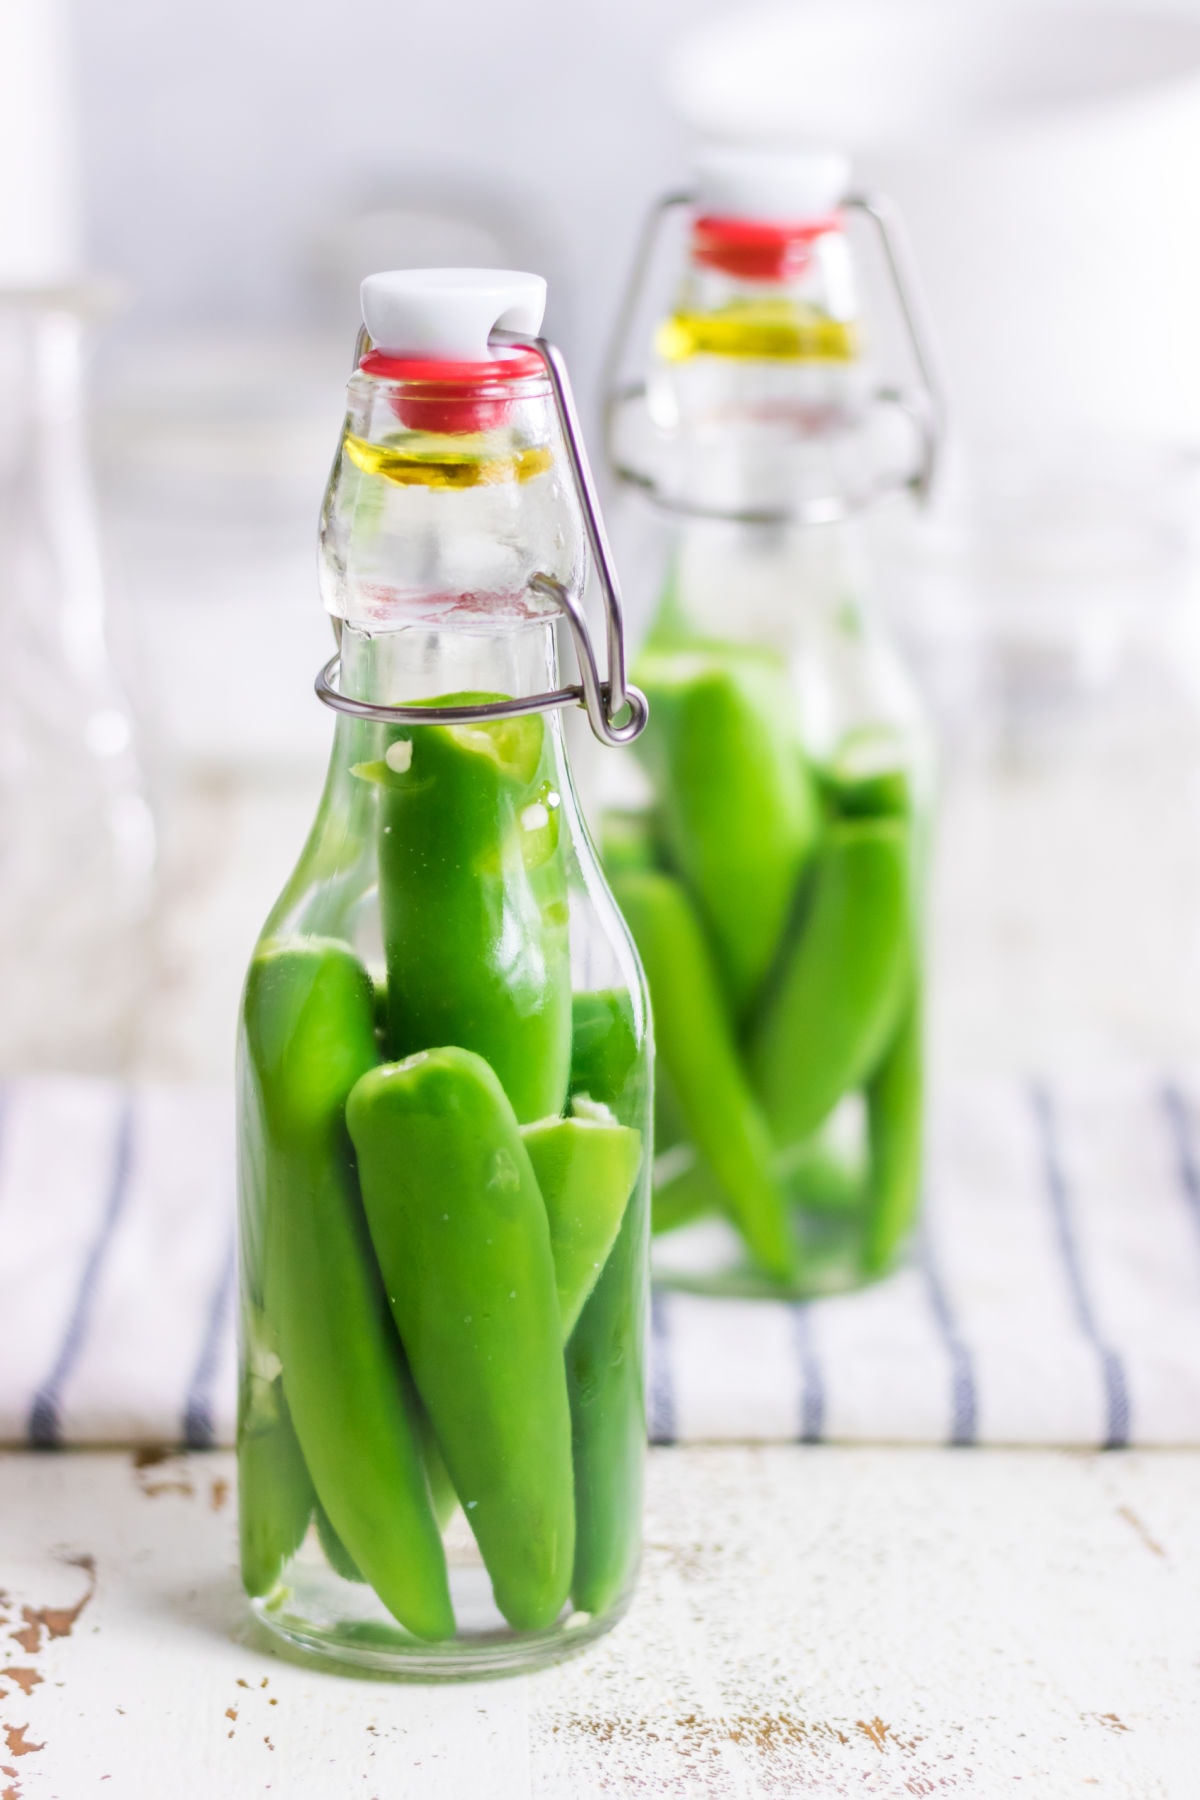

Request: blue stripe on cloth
left=1161, top=1083, right=1200, bottom=1250
left=917, top=1211, right=978, bottom=1446
left=1030, top=1082, right=1131, bottom=1450
left=29, top=1095, right=135, bottom=1449
left=647, top=1287, right=676, bottom=1444
left=182, top=1227, right=236, bottom=1449
left=792, top=1303, right=825, bottom=1444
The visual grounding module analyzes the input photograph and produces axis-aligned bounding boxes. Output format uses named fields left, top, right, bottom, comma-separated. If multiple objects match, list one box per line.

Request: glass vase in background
left=0, top=289, right=155, bottom=1073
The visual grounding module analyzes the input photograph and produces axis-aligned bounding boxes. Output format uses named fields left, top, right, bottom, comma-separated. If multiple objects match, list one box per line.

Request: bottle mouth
left=692, top=213, right=843, bottom=283
left=360, top=345, right=548, bottom=434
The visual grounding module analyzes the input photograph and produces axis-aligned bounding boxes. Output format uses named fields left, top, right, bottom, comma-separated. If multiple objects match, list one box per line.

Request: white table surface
left=2, top=1444, right=1197, bottom=1798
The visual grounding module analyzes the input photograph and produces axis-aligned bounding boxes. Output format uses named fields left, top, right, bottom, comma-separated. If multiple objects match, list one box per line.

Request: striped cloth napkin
left=1, top=1072, right=1198, bottom=1450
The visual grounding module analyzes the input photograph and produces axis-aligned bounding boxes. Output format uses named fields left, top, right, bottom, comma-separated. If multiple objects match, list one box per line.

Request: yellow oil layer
left=344, top=432, right=553, bottom=490
left=656, top=301, right=858, bottom=365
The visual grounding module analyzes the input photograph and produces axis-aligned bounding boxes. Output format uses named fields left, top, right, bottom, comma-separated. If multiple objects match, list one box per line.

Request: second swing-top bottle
left=603, top=146, right=939, bottom=1298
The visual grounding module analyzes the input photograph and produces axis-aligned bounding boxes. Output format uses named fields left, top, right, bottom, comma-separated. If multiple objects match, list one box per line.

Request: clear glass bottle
left=603, top=149, right=936, bottom=1298
left=237, top=270, right=651, bottom=1678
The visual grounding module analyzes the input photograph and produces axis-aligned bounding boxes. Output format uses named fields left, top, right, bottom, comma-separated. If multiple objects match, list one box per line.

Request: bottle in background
left=602, top=147, right=937, bottom=1297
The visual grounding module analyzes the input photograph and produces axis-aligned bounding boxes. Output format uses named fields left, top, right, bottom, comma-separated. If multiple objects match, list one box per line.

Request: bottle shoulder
left=247, top=711, right=651, bottom=1043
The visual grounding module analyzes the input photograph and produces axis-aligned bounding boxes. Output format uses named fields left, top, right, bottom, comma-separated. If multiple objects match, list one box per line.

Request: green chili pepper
left=863, top=990, right=923, bottom=1275
left=828, top=767, right=911, bottom=821
left=613, top=869, right=794, bottom=1281
left=600, top=808, right=660, bottom=877
left=316, top=1500, right=365, bottom=1583
left=569, top=989, right=644, bottom=1118
left=370, top=969, right=390, bottom=1046
left=750, top=818, right=912, bottom=1147
left=650, top=1059, right=688, bottom=1161
left=822, top=729, right=914, bottom=822
left=419, top=1419, right=459, bottom=1531
left=363, top=702, right=571, bottom=1124
left=563, top=1002, right=649, bottom=1619
left=318, top=1413, right=457, bottom=1576
left=651, top=1141, right=725, bottom=1235
left=654, top=1098, right=865, bottom=1234
left=236, top=1102, right=314, bottom=1600
left=648, top=1064, right=721, bottom=1234
left=521, top=1113, right=642, bottom=1338
left=777, top=1130, right=866, bottom=1215
left=347, top=1047, right=575, bottom=1633
left=566, top=1176, right=648, bottom=1618
left=635, top=648, right=820, bottom=1016
left=237, top=1389, right=314, bottom=1599
left=241, top=939, right=454, bottom=1642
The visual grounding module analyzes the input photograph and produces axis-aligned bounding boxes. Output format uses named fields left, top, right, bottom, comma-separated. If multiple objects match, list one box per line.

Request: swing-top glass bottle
left=603, top=147, right=940, bottom=1298
left=236, top=269, right=651, bottom=1678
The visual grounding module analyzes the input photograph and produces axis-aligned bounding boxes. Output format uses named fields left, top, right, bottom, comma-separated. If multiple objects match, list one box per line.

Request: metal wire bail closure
left=316, top=329, right=647, bottom=748
left=600, top=187, right=946, bottom=522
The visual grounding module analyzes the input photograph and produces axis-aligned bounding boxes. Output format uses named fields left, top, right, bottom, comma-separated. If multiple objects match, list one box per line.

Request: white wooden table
left=2, top=1445, right=1197, bottom=1797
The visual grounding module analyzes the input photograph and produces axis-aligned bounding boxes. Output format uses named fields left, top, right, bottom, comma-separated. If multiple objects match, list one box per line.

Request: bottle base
left=651, top=1209, right=912, bottom=1300
left=251, top=1574, right=632, bottom=1682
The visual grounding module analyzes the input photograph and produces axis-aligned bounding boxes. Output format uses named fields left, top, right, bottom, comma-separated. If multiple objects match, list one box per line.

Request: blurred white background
left=7, top=0, right=1200, bottom=1081
left=64, top=0, right=1200, bottom=432
left=73, top=0, right=699, bottom=400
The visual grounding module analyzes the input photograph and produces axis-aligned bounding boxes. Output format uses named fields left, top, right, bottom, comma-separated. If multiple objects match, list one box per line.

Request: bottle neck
left=669, top=514, right=871, bottom=649
left=643, top=222, right=869, bottom=516
left=659, top=223, right=859, bottom=365
left=338, top=617, right=560, bottom=710
left=662, top=514, right=929, bottom=775
left=320, top=376, right=583, bottom=633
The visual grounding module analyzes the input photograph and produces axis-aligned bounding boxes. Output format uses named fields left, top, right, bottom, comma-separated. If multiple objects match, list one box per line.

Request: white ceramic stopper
left=695, top=145, right=851, bottom=223
left=360, top=268, right=547, bottom=361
